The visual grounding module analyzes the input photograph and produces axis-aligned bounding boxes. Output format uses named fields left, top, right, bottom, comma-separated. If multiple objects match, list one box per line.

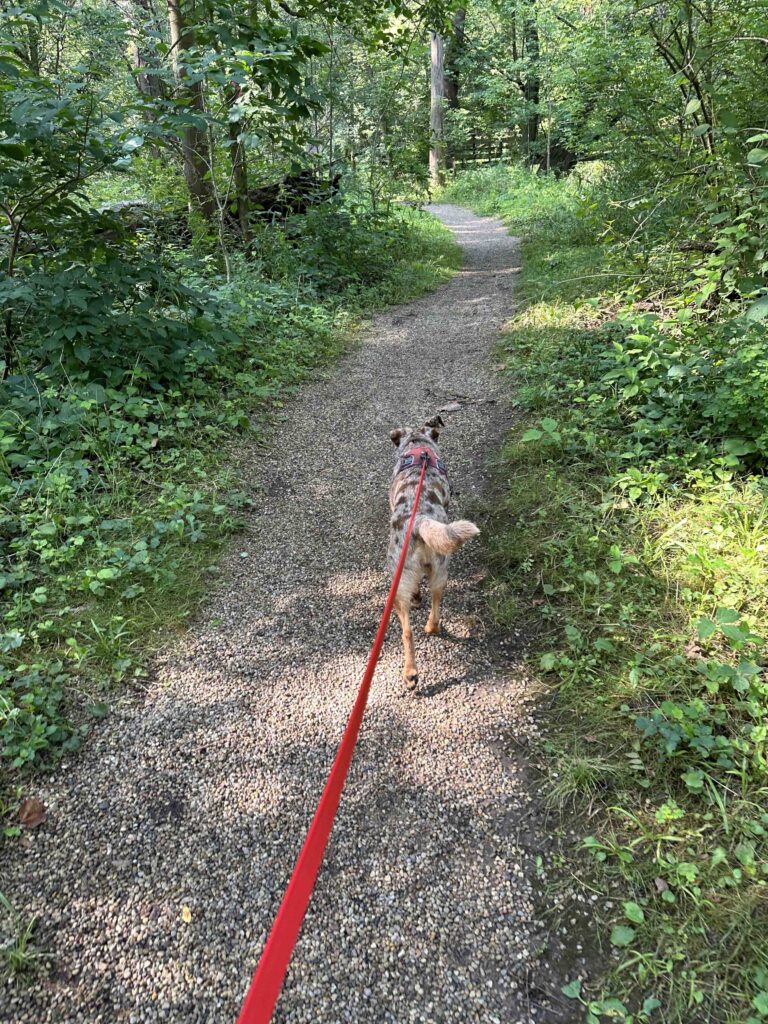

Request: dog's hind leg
left=394, top=591, right=418, bottom=689
left=425, top=564, right=447, bottom=636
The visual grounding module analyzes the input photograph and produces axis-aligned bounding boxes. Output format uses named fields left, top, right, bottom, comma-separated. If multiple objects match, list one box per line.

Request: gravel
left=0, top=206, right=556, bottom=1023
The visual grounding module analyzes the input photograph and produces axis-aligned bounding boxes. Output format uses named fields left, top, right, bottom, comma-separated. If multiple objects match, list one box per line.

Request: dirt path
left=0, top=207, right=559, bottom=1024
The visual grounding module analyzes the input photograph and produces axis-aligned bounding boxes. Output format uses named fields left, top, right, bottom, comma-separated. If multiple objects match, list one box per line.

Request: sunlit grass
left=455, top=164, right=768, bottom=1023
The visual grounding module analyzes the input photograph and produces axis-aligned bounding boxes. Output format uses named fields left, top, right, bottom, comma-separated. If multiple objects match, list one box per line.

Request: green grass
left=0, top=892, right=44, bottom=980
left=0, top=204, right=459, bottom=807
left=441, top=165, right=768, bottom=1023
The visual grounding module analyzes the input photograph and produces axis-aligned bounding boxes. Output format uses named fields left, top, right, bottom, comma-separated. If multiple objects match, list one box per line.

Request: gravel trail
left=0, top=206, right=553, bottom=1024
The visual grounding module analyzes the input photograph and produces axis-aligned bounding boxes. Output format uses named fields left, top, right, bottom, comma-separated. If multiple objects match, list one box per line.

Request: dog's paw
left=425, top=620, right=441, bottom=635
left=404, top=672, right=419, bottom=691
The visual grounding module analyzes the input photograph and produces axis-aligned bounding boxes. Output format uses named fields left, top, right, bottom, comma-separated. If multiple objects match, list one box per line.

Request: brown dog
left=387, top=415, right=479, bottom=689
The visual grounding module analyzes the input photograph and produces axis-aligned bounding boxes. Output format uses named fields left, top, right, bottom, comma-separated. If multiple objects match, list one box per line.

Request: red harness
left=397, top=445, right=448, bottom=477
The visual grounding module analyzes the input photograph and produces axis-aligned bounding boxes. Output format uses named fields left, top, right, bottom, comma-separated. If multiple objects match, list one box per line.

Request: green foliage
left=0, top=204, right=458, bottom=783
left=0, top=892, right=44, bottom=978
left=441, top=163, right=593, bottom=237
left=458, top=164, right=768, bottom=1022
left=0, top=0, right=460, bottom=792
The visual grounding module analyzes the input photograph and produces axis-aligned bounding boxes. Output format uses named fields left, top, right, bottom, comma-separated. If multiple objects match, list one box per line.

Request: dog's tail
left=415, top=517, right=480, bottom=555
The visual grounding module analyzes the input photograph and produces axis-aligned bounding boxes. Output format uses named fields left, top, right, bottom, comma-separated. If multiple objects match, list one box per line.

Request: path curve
left=0, top=206, right=551, bottom=1024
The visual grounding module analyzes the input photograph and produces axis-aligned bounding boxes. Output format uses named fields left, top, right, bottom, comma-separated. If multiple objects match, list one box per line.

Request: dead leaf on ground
left=19, top=797, right=47, bottom=829
left=438, top=401, right=463, bottom=414
left=654, top=876, right=669, bottom=893
left=181, top=905, right=192, bottom=924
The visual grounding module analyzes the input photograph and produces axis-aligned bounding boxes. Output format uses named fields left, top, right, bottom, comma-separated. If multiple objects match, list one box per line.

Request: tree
left=443, top=8, right=465, bottom=109
left=166, top=0, right=215, bottom=218
left=429, top=29, right=445, bottom=185
left=519, top=7, right=539, bottom=161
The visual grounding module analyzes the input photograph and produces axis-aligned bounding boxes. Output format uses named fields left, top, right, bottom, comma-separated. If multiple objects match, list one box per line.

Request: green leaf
left=0, top=141, right=26, bottom=160
left=753, top=991, right=768, bottom=1016
left=623, top=901, right=645, bottom=924
left=692, top=123, right=711, bottom=137
left=682, top=769, right=705, bottom=793
left=521, top=428, right=543, bottom=442
left=684, top=98, right=702, bottom=115
left=696, top=617, right=716, bottom=640
left=599, top=998, right=629, bottom=1016
left=723, top=438, right=754, bottom=456
left=721, top=623, right=747, bottom=643
left=540, top=417, right=558, bottom=433
left=747, top=148, right=768, bottom=164
left=0, top=59, right=21, bottom=78
left=744, top=296, right=768, bottom=322
left=610, top=925, right=635, bottom=947
left=677, top=861, right=699, bottom=882
left=561, top=979, right=582, bottom=999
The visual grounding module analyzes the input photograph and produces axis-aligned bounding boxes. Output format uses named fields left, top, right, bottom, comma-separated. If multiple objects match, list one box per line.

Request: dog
left=387, top=415, right=479, bottom=689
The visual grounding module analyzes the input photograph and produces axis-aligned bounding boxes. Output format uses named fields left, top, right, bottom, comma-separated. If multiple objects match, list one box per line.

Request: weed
left=0, top=893, right=46, bottom=980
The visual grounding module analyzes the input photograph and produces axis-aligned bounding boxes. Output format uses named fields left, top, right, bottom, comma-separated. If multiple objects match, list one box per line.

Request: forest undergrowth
left=0, top=194, right=459, bottom=809
left=441, top=164, right=768, bottom=1024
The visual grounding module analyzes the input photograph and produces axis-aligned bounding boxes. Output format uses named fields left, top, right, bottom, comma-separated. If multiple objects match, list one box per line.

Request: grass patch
left=1, top=205, right=459, bottom=805
left=443, top=165, right=768, bottom=1023
left=0, top=892, right=45, bottom=980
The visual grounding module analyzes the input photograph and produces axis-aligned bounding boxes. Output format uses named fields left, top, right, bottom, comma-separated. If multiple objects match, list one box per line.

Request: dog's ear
left=424, top=414, right=444, bottom=440
left=390, top=427, right=406, bottom=446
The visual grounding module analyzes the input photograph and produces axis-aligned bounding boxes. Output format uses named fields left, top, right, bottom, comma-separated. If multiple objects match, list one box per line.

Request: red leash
left=236, top=454, right=428, bottom=1024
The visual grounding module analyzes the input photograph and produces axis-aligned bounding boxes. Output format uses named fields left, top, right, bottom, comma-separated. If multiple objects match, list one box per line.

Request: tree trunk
left=521, top=12, right=540, bottom=162
left=443, top=8, right=465, bottom=171
left=131, top=39, right=164, bottom=99
left=443, top=8, right=465, bottom=109
left=27, top=24, right=41, bottom=74
left=429, top=31, right=445, bottom=187
left=227, top=87, right=249, bottom=239
left=167, top=0, right=215, bottom=218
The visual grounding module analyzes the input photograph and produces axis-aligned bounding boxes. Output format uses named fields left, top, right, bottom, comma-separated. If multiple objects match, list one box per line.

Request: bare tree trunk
left=27, top=24, right=41, bottom=74
left=429, top=31, right=445, bottom=187
left=327, top=24, right=335, bottom=174
left=443, top=8, right=465, bottom=172
left=131, top=38, right=164, bottom=99
left=443, top=8, right=465, bottom=109
left=521, top=12, right=540, bottom=162
left=167, top=0, right=215, bottom=218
